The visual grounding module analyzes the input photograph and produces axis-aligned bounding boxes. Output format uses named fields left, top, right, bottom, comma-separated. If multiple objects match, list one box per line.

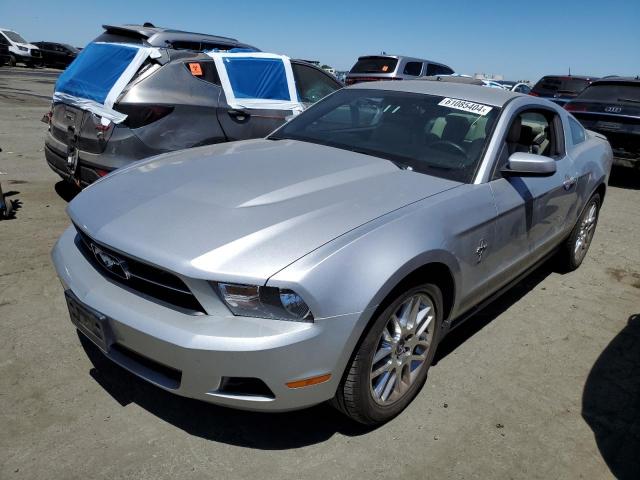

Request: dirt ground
left=1, top=66, right=639, bottom=480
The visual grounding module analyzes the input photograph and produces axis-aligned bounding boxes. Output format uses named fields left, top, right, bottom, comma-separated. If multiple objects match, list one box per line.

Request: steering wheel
left=428, top=140, right=467, bottom=158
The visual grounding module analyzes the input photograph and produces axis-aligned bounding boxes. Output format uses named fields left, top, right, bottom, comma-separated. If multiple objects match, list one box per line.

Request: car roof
left=537, top=75, right=597, bottom=81
left=589, top=76, right=640, bottom=85
left=348, top=79, right=520, bottom=107
left=101, top=24, right=258, bottom=50
left=357, top=54, right=448, bottom=66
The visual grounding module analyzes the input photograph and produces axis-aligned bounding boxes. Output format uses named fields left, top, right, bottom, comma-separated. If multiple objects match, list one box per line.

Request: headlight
left=216, top=283, right=313, bottom=322
left=18, top=46, right=28, bottom=51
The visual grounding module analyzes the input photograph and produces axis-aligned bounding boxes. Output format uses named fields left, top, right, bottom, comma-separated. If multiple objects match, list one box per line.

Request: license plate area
left=65, top=290, right=114, bottom=353
left=596, top=120, right=623, bottom=131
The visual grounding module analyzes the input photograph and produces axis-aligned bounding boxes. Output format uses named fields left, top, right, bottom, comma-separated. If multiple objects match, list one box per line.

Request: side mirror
left=501, top=152, right=556, bottom=176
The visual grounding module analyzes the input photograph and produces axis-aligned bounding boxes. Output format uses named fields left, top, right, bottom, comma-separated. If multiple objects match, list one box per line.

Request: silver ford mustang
left=52, top=81, right=612, bottom=425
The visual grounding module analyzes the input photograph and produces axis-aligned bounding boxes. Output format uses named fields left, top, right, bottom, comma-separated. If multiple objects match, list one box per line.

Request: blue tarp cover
left=55, top=43, right=139, bottom=104
left=223, top=57, right=290, bottom=101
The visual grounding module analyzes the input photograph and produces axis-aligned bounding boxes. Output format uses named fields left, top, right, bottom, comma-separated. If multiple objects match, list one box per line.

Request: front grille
left=74, top=226, right=206, bottom=314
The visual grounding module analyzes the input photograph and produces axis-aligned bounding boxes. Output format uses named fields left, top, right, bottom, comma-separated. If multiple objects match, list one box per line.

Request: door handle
left=563, top=176, right=577, bottom=190
left=227, top=109, right=250, bottom=121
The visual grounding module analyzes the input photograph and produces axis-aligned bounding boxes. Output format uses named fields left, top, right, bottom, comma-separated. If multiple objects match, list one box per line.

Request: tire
left=558, top=193, right=601, bottom=272
left=333, top=283, right=443, bottom=425
left=8, top=55, right=16, bottom=67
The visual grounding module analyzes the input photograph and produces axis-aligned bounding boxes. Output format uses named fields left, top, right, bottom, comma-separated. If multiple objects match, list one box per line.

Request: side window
left=568, top=116, right=586, bottom=145
left=425, top=64, right=453, bottom=76
left=185, top=61, right=220, bottom=86
left=493, top=109, right=563, bottom=178
left=403, top=62, right=422, bottom=76
left=291, top=63, right=340, bottom=104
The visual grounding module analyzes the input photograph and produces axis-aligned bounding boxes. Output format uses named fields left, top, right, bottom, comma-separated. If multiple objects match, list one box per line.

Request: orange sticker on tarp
left=189, top=63, right=203, bottom=76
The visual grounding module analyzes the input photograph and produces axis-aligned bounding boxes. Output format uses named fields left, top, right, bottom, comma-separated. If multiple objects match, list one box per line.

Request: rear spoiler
left=102, top=24, right=152, bottom=39
left=587, top=130, right=608, bottom=142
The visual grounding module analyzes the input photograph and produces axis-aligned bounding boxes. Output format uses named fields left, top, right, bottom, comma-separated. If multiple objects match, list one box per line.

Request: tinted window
left=350, top=57, right=398, bottom=74
left=568, top=116, right=586, bottom=145
left=577, top=83, right=640, bottom=103
left=292, top=63, right=341, bottom=104
left=426, top=64, right=453, bottom=76
left=170, top=41, right=202, bottom=51
left=403, top=62, right=422, bottom=76
left=185, top=61, right=220, bottom=86
left=531, top=76, right=591, bottom=96
left=271, top=89, right=500, bottom=183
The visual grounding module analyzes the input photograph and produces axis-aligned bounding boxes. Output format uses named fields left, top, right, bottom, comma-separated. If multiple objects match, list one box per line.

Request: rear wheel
left=558, top=193, right=601, bottom=271
left=333, top=284, right=442, bottom=425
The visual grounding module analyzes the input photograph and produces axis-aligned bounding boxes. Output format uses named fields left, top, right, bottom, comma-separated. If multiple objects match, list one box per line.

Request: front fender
left=267, top=200, right=462, bottom=321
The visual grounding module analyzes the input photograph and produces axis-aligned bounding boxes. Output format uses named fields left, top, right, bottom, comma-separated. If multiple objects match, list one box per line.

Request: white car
left=0, top=28, right=42, bottom=67
left=481, top=80, right=507, bottom=89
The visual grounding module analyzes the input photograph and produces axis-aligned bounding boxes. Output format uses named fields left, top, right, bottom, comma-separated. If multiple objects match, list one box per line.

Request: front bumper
left=52, top=226, right=360, bottom=411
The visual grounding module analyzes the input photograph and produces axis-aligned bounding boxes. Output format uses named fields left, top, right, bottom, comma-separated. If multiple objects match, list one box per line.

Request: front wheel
left=333, top=284, right=443, bottom=425
left=558, top=193, right=601, bottom=271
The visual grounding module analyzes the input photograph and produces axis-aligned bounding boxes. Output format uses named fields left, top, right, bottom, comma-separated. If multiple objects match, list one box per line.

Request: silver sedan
left=52, top=80, right=612, bottom=425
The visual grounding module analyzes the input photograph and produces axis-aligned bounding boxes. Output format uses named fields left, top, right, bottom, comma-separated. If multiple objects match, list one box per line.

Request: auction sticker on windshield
left=438, top=98, right=493, bottom=116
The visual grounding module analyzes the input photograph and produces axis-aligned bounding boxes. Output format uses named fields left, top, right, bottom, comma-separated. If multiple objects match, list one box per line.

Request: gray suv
left=44, top=24, right=342, bottom=187
left=346, top=55, right=454, bottom=85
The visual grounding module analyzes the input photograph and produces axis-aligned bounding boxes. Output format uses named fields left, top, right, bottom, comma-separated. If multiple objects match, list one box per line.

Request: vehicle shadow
left=78, top=333, right=373, bottom=449
left=582, top=313, right=640, bottom=480
left=609, top=165, right=640, bottom=190
left=434, top=260, right=554, bottom=364
left=54, top=180, right=80, bottom=202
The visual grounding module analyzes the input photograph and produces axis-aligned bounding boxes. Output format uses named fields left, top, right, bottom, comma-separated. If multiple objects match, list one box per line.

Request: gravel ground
left=1, top=66, right=639, bottom=480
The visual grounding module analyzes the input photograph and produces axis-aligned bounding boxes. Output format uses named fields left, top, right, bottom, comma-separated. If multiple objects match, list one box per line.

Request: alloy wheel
left=574, top=201, right=598, bottom=264
left=369, top=293, right=436, bottom=405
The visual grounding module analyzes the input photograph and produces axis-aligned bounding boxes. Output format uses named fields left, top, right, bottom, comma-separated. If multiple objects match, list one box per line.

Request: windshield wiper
left=618, top=97, right=640, bottom=104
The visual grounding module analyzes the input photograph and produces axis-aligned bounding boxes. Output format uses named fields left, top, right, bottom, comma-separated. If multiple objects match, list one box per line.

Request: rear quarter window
left=568, top=116, right=586, bottom=145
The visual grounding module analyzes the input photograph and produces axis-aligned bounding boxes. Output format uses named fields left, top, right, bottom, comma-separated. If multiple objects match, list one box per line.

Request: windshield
left=350, top=57, right=398, bottom=74
left=577, top=83, right=640, bottom=104
left=271, top=89, right=501, bottom=183
left=532, top=76, right=591, bottom=96
left=2, top=30, right=27, bottom=44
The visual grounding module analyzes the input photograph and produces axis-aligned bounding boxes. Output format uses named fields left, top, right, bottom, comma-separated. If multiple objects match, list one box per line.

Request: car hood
left=68, top=139, right=461, bottom=282
left=16, top=42, right=39, bottom=50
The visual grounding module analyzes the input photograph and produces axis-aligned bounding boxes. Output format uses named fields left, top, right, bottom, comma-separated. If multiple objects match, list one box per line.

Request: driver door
left=488, top=108, right=579, bottom=288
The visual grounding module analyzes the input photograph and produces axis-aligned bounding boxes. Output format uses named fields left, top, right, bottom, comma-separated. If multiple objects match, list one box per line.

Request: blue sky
left=1, top=0, right=638, bottom=81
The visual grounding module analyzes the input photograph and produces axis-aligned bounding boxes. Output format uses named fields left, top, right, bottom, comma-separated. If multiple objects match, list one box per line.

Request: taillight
left=41, top=108, right=52, bottom=126
left=564, top=103, right=587, bottom=112
left=95, top=168, right=110, bottom=177
left=529, top=91, right=539, bottom=96
left=114, top=104, right=174, bottom=129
